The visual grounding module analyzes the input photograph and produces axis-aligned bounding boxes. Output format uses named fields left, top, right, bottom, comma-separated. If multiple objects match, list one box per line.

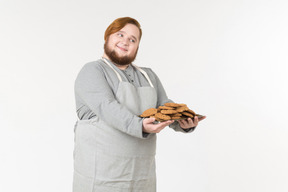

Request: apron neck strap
left=132, top=64, right=154, bottom=88
left=102, top=58, right=154, bottom=88
left=102, top=58, right=123, bottom=82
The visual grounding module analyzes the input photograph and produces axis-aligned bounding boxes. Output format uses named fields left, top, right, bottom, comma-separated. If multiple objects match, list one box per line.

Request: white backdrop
left=1, top=0, right=288, bottom=191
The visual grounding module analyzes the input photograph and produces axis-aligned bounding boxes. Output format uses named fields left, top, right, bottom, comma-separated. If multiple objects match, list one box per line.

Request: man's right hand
left=142, top=118, right=174, bottom=133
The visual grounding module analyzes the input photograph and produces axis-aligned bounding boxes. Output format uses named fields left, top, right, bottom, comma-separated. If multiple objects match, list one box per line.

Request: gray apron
left=73, top=58, right=158, bottom=192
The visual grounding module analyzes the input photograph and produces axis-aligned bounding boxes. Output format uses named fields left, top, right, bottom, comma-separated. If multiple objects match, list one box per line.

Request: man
left=73, top=17, right=205, bottom=192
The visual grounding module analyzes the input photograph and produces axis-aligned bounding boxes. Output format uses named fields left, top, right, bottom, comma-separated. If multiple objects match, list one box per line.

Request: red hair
left=104, top=17, right=142, bottom=41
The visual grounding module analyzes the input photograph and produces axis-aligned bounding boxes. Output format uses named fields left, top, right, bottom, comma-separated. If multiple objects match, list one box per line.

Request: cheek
left=130, top=45, right=139, bottom=54
left=107, top=37, right=118, bottom=47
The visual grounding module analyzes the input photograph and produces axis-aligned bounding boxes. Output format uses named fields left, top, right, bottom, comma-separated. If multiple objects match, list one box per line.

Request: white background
left=1, top=0, right=288, bottom=191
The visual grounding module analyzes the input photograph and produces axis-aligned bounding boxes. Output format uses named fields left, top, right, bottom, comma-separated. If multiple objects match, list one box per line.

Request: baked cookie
left=155, top=113, right=171, bottom=120
left=170, top=113, right=182, bottom=117
left=186, top=109, right=196, bottom=115
left=158, top=106, right=175, bottom=110
left=160, top=110, right=178, bottom=114
left=164, top=103, right=183, bottom=108
left=176, top=106, right=189, bottom=112
left=182, top=112, right=194, bottom=118
left=171, top=116, right=182, bottom=120
left=140, top=108, right=157, bottom=117
left=150, top=115, right=164, bottom=121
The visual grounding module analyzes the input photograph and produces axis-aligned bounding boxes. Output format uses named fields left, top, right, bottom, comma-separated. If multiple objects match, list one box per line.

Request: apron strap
left=132, top=64, right=154, bottom=88
left=102, top=58, right=123, bottom=82
left=102, top=58, right=154, bottom=88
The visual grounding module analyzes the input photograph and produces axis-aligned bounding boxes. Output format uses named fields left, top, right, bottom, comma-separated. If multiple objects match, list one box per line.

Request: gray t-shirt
left=74, top=59, right=193, bottom=133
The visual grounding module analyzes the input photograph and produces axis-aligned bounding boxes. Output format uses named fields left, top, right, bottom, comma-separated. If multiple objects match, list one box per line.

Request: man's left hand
left=178, top=116, right=206, bottom=129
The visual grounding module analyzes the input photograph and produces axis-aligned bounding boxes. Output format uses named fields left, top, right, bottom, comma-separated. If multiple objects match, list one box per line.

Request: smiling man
left=73, top=17, right=205, bottom=192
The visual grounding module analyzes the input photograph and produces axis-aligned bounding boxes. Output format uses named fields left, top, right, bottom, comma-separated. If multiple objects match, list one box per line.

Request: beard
left=104, top=41, right=138, bottom=66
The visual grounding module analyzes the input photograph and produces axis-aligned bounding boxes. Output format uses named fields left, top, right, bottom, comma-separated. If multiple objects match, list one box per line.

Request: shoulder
left=136, top=66, right=156, bottom=76
left=81, top=59, right=106, bottom=71
left=78, top=59, right=113, bottom=76
left=76, top=60, right=109, bottom=81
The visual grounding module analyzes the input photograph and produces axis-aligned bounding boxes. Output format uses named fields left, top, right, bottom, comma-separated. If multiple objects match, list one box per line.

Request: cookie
left=182, top=112, right=194, bottom=118
left=150, top=115, right=163, bottom=122
left=170, top=113, right=182, bottom=117
left=140, top=108, right=157, bottom=117
left=186, top=109, right=196, bottom=115
left=171, top=116, right=182, bottom=120
left=155, top=113, right=171, bottom=120
left=164, top=103, right=183, bottom=108
left=160, top=110, right=178, bottom=114
left=176, top=106, right=189, bottom=112
left=158, top=106, right=175, bottom=110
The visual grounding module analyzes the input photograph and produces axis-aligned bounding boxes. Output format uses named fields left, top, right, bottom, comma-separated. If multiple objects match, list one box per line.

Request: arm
left=148, top=69, right=199, bottom=133
left=75, top=63, right=145, bottom=139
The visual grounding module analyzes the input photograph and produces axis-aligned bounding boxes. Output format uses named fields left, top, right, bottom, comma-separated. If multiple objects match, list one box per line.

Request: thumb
left=145, top=117, right=156, bottom=124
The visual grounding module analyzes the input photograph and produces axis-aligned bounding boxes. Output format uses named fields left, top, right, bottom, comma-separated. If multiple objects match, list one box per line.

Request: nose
left=122, top=37, right=129, bottom=45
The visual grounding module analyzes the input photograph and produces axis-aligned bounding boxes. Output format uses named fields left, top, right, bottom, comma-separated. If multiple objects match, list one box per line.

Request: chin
left=116, top=52, right=130, bottom=58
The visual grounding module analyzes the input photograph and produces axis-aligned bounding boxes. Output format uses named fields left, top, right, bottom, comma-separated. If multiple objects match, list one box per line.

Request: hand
left=178, top=116, right=206, bottom=129
left=143, top=118, right=174, bottom=133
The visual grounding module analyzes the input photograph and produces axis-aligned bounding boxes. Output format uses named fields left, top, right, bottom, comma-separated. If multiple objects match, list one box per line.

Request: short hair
left=104, top=17, right=142, bottom=41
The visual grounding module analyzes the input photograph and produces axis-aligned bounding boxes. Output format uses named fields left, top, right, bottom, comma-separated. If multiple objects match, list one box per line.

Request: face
left=104, top=23, right=140, bottom=65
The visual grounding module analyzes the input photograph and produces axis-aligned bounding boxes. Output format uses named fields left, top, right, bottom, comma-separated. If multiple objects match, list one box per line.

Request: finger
left=187, top=118, right=195, bottom=126
left=155, top=120, right=174, bottom=132
left=147, top=117, right=156, bottom=123
left=178, top=120, right=185, bottom=127
left=198, top=116, right=206, bottom=121
left=144, top=117, right=156, bottom=124
left=160, top=120, right=174, bottom=126
left=179, top=119, right=189, bottom=128
left=186, top=118, right=196, bottom=127
left=193, top=116, right=199, bottom=126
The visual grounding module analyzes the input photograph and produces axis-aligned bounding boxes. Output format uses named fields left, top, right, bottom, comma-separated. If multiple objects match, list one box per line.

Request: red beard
left=104, top=41, right=138, bottom=66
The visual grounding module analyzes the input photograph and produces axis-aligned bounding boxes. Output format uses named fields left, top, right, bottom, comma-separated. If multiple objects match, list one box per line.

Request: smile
left=116, top=45, right=128, bottom=52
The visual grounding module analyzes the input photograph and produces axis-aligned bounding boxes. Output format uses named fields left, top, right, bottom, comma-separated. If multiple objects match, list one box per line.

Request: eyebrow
left=118, top=30, right=138, bottom=42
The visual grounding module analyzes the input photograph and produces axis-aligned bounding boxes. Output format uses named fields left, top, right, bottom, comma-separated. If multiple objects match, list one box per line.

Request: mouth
left=116, top=45, right=128, bottom=52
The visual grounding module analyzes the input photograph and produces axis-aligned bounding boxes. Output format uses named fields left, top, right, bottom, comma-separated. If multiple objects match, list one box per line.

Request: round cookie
left=164, top=103, right=183, bottom=108
left=171, top=116, right=182, bottom=120
left=182, top=112, right=194, bottom=118
left=155, top=113, right=171, bottom=120
left=140, top=108, right=157, bottom=117
left=160, top=110, right=178, bottom=114
left=158, top=106, right=175, bottom=110
left=176, top=106, right=189, bottom=112
left=170, top=113, right=182, bottom=117
left=186, top=109, right=196, bottom=115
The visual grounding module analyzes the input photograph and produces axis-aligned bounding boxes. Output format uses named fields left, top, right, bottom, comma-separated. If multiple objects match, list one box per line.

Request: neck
left=102, top=54, right=129, bottom=70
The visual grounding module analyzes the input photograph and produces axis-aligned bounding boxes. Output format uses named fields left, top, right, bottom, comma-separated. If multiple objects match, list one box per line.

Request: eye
left=118, top=33, right=124, bottom=37
left=130, top=39, right=136, bottom=43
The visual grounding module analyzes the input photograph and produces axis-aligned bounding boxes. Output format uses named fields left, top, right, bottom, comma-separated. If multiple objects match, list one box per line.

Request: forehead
left=117, top=23, right=140, bottom=40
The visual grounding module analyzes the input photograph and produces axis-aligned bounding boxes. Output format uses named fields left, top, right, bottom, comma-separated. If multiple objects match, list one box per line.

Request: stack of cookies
left=140, top=103, right=203, bottom=122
